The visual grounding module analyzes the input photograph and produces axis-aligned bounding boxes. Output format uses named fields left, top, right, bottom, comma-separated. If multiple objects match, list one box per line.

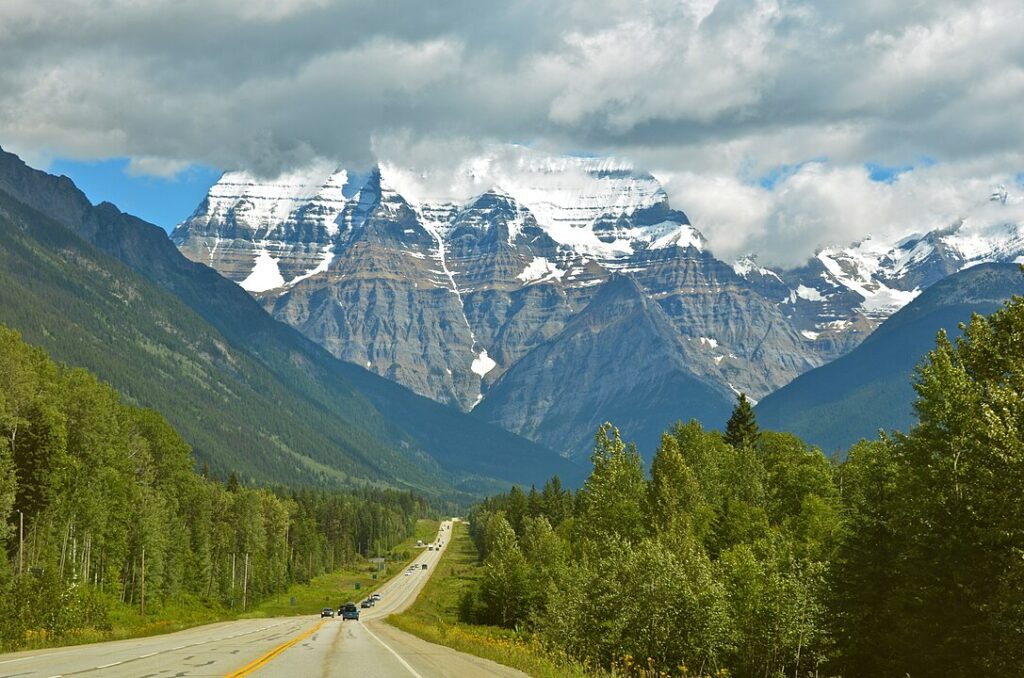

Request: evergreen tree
left=539, top=475, right=571, bottom=528
left=647, top=431, right=701, bottom=541
left=574, top=423, right=647, bottom=546
left=724, top=393, right=759, bottom=449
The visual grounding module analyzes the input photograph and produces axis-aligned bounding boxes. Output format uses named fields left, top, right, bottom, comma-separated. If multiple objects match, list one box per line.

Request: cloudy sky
left=2, top=0, right=1022, bottom=266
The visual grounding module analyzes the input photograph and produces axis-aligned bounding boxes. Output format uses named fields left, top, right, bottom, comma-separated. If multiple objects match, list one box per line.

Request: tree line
left=464, top=292, right=1024, bottom=677
left=0, top=325, right=426, bottom=649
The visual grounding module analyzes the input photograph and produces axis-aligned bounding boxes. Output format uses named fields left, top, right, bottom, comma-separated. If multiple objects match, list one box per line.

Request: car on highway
left=321, top=607, right=335, bottom=618
left=340, top=602, right=360, bottom=620
left=421, top=563, right=428, bottom=570
left=370, top=593, right=382, bottom=601
left=360, top=599, right=373, bottom=609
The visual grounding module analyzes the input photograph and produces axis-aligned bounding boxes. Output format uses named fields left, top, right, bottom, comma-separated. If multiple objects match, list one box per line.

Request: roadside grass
left=5, top=519, right=440, bottom=653
left=247, top=518, right=440, bottom=617
left=387, top=521, right=599, bottom=678
left=15, top=595, right=233, bottom=651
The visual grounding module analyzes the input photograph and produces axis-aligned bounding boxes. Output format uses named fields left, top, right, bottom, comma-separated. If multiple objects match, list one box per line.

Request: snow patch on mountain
left=240, top=247, right=285, bottom=292
left=796, top=285, right=824, bottom=301
left=287, top=244, right=335, bottom=286
left=733, top=256, right=782, bottom=280
left=196, top=163, right=350, bottom=236
left=471, top=349, right=497, bottom=377
left=517, top=257, right=565, bottom=284
left=648, top=223, right=704, bottom=251
left=816, top=249, right=921, bottom=316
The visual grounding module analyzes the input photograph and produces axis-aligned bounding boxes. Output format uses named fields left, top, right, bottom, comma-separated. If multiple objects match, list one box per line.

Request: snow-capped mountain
left=732, top=187, right=1024, bottom=357
left=172, top=153, right=1023, bottom=458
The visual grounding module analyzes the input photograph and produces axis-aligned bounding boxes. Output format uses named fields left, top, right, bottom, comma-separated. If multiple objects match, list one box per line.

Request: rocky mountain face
left=0, top=146, right=582, bottom=495
left=173, top=155, right=1024, bottom=458
left=475, top=275, right=735, bottom=460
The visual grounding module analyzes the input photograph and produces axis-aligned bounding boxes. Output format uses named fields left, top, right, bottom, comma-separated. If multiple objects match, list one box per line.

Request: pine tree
left=724, top=393, right=759, bottom=449
left=574, top=423, right=647, bottom=545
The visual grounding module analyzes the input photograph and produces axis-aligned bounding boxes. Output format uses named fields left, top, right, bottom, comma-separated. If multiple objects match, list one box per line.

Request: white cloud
left=662, top=161, right=1024, bottom=267
left=0, top=0, right=1021, bottom=264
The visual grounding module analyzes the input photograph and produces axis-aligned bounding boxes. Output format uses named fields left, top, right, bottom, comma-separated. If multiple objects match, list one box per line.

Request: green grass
left=15, top=595, right=234, bottom=652
left=387, top=521, right=599, bottom=678
left=248, top=518, right=440, bottom=617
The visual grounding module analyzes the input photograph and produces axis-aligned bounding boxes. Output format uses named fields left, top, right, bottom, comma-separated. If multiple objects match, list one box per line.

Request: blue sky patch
left=756, top=157, right=827, bottom=190
left=47, top=157, right=221, bottom=232
left=866, top=156, right=936, bottom=183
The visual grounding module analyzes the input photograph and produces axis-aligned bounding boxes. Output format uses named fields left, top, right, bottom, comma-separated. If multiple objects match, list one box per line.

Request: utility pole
left=140, top=547, right=146, bottom=617
left=242, top=552, right=249, bottom=612
left=17, top=510, right=23, bottom=576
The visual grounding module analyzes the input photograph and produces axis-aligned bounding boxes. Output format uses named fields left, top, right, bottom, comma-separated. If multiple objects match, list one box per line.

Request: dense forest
left=464, top=291, right=1024, bottom=677
left=0, top=325, right=426, bottom=649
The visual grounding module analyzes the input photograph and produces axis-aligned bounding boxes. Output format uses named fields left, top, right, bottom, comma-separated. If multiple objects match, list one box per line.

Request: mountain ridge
left=756, top=262, right=1024, bottom=452
left=172, top=153, right=1023, bottom=457
left=0, top=146, right=583, bottom=495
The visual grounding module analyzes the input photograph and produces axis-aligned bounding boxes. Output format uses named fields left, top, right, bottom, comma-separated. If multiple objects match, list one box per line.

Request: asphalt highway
left=0, top=520, right=526, bottom=678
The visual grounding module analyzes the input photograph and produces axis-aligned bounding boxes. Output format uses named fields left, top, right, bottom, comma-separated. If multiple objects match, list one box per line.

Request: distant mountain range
left=757, top=263, right=1024, bottom=452
left=172, top=151, right=1023, bottom=458
left=0, top=147, right=583, bottom=498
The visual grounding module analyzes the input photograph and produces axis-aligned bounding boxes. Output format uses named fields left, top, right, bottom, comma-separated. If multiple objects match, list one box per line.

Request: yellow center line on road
left=224, top=619, right=326, bottom=678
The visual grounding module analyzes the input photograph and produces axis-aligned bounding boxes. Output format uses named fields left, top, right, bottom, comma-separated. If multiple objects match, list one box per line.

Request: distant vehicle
left=340, top=602, right=360, bottom=620
left=321, top=607, right=335, bottom=618
left=360, top=599, right=373, bottom=609
left=416, top=540, right=424, bottom=547
left=370, top=593, right=382, bottom=601
left=421, top=563, right=428, bottom=570
left=428, top=546, right=433, bottom=551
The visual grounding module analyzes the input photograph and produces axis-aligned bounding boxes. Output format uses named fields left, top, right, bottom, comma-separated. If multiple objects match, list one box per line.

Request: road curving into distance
left=0, top=520, right=526, bottom=678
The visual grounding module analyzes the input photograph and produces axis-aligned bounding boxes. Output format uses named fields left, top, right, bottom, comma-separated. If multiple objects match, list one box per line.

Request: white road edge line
left=362, top=624, right=425, bottom=678
left=0, top=649, right=72, bottom=665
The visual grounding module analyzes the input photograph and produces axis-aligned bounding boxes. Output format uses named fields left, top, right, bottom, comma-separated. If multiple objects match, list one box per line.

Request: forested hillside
left=461, top=290, right=1024, bottom=677
left=0, top=326, right=425, bottom=649
left=0, top=183, right=427, bottom=489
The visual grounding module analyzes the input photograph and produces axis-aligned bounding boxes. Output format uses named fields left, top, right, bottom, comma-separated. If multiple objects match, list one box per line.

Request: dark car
left=360, top=599, right=373, bottom=609
left=321, top=607, right=335, bottom=618
left=340, top=602, right=360, bottom=620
